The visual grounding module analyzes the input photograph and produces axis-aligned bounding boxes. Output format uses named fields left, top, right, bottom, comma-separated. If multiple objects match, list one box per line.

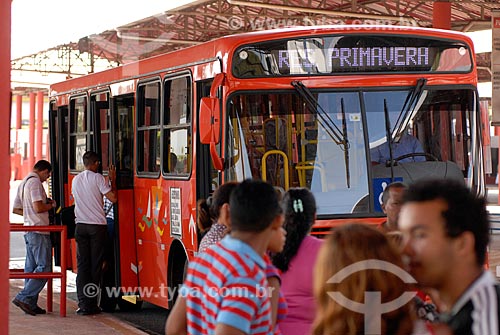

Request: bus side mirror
left=199, top=97, right=223, bottom=170
left=199, top=97, right=220, bottom=144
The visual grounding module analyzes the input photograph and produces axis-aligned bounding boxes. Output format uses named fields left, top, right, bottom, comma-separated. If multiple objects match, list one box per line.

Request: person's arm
left=32, top=199, right=56, bottom=213
left=12, top=182, right=24, bottom=215
left=268, top=276, right=280, bottom=327
left=165, top=296, right=187, bottom=335
left=104, top=164, right=117, bottom=203
left=12, top=207, right=23, bottom=215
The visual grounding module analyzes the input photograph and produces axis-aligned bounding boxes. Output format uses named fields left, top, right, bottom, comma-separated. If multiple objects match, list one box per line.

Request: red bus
left=48, top=25, right=486, bottom=310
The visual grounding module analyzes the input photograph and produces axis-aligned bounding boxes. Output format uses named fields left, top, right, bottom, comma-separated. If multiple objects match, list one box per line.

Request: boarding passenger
left=371, top=132, right=425, bottom=164
left=166, top=179, right=284, bottom=335
left=271, top=188, right=322, bottom=335
left=399, top=179, right=499, bottom=334
left=12, top=160, right=56, bottom=316
left=72, top=151, right=117, bottom=315
left=197, top=182, right=239, bottom=253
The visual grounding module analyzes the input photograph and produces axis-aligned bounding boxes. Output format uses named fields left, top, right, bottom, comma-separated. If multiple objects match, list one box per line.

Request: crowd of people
left=167, top=178, right=499, bottom=335
left=11, top=155, right=500, bottom=335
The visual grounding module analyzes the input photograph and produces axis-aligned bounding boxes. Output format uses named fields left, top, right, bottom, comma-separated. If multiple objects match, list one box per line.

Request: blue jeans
left=15, top=232, right=52, bottom=308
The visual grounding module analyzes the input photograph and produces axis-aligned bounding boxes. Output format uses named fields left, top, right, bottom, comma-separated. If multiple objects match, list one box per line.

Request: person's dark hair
left=197, top=182, right=239, bottom=233
left=382, top=181, right=408, bottom=205
left=403, top=179, right=489, bottom=266
left=272, top=188, right=316, bottom=272
left=82, top=151, right=99, bottom=167
left=230, top=179, right=282, bottom=233
left=33, top=160, right=52, bottom=173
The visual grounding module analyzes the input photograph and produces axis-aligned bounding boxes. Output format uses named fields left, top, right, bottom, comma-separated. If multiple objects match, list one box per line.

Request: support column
left=12, top=95, right=23, bottom=180
left=0, top=0, right=11, bottom=329
left=16, top=95, right=22, bottom=130
left=15, top=95, right=22, bottom=153
left=37, top=91, right=44, bottom=161
left=432, top=1, right=451, bottom=30
left=29, top=92, right=36, bottom=169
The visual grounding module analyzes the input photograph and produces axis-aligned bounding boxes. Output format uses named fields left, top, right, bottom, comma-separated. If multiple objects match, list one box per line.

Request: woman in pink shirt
left=272, top=188, right=322, bottom=335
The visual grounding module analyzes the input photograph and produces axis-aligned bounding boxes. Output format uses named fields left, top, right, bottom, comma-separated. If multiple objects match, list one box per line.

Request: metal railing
left=9, top=225, right=67, bottom=317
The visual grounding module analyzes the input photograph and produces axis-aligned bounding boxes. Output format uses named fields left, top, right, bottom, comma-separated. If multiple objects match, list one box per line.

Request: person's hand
left=51, top=199, right=57, bottom=208
left=108, top=164, right=116, bottom=182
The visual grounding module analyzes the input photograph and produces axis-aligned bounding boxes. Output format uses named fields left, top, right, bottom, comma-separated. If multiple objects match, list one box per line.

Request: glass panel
left=100, top=106, right=111, bottom=171
left=137, top=129, right=160, bottom=173
left=165, top=77, right=191, bottom=125
left=69, top=96, right=87, bottom=171
left=138, top=82, right=160, bottom=127
left=227, top=92, right=369, bottom=215
left=163, top=128, right=190, bottom=175
left=114, top=95, right=134, bottom=175
left=226, top=88, right=476, bottom=216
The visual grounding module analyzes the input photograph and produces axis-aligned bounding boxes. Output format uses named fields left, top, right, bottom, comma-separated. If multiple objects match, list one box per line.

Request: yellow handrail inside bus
left=262, top=150, right=289, bottom=190
left=295, top=162, right=327, bottom=192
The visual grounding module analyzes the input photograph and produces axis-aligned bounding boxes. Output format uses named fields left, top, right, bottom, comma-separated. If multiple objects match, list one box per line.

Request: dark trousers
left=75, top=223, right=107, bottom=310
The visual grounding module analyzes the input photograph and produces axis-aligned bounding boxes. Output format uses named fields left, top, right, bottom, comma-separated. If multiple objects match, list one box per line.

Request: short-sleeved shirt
left=198, top=222, right=228, bottom=253
left=439, top=271, right=500, bottom=334
left=279, top=236, right=323, bottom=335
left=181, top=235, right=273, bottom=335
left=72, top=170, right=111, bottom=225
left=13, top=172, right=50, bottom=234
left=103, top=196, right=114, bottom=220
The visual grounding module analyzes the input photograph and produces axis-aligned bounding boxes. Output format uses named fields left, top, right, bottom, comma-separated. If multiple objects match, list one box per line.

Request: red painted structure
left=9, top=225, right=68, bottom=317
left=433, top=2, right=452, bottom=30
left=1, top=0, right=11, bottom=330
left=48, top=25, right=486, bottom=310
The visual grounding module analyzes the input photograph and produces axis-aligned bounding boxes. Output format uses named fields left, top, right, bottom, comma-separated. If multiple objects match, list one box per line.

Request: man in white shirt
left=72, top=151, right=116, bottom=315
left=12, top=160, right=56, bottom=316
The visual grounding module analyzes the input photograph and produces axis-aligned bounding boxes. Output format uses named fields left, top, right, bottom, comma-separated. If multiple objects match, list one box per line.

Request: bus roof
left=50, top=25, right=475, bottom=97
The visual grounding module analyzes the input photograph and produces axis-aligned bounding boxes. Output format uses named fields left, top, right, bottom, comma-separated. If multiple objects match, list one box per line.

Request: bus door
left=196, top=79, right=220, bottom=203
left=49, top=101, right=68, bottom=266
left=90, top=91, right=138, bottom=310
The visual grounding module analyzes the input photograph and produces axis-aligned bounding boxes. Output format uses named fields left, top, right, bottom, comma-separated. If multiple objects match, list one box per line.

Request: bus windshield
left=226, top=87, right=476, bottom=216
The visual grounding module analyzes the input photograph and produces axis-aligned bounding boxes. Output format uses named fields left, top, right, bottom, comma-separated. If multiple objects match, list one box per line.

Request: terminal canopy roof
left=11, top=0, right=499, bottom=93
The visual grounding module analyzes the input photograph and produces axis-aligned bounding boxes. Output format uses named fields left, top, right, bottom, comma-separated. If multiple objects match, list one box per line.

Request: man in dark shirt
left=399, top=179, right=498, bottom=335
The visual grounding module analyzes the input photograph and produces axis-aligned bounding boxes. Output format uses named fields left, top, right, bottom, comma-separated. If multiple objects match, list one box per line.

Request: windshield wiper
left=384, top=98, right=395, bottom=181
left=340, top=98, right=350, bottom=188
left=291, top=81, right=346, bottom=147
left=392, top=78, right=427, bottom=139
left=291, top=80, right=351, bottom=188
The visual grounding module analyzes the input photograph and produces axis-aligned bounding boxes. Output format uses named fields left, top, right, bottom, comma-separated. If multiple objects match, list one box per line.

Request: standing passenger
left=399, top=179, right=499, bottom=334
left=12, top=160, right=56, bottom=316
left=197, top=181, right=239, bottom=253
left=271, top=188, right=322, bottom=335
left=166, top=179, right=284, bottom=335
left=72, top=151, right=117, bottom=315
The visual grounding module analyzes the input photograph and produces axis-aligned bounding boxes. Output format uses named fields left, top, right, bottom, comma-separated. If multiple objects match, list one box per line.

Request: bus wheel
left=169, top=257, right=188, bottom=309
